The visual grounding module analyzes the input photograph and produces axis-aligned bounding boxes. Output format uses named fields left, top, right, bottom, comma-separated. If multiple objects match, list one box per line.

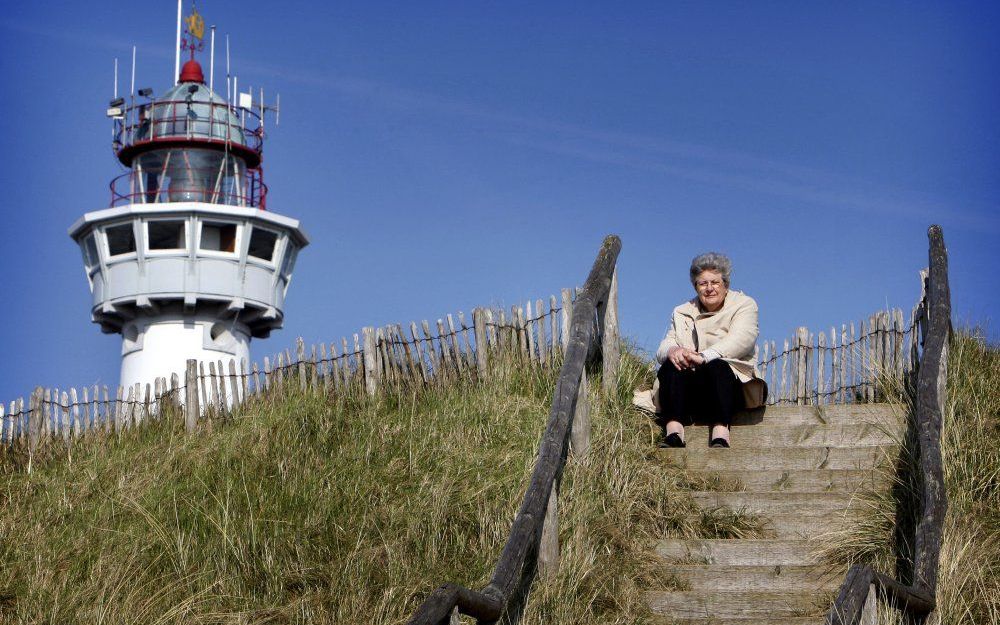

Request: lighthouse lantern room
left=68, top=4, right=308, bottom=393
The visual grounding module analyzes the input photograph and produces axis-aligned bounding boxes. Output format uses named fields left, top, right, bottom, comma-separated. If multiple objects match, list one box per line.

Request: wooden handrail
left=405, top=235, right=622, bottom=625
left=825, top=225, right=950, bottom=624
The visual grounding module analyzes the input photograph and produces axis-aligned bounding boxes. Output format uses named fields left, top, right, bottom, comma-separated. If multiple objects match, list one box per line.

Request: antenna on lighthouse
left=225, top=34, right=231, bottom=104
left=113, top=57, right=118, bottom=98
left=174, top=0, right=182, bottom=84
left=209, top=25, right=216, bottom=91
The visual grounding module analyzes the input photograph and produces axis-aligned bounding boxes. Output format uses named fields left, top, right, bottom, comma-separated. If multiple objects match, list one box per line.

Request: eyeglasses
left=696, top=280, right=724, bottom=290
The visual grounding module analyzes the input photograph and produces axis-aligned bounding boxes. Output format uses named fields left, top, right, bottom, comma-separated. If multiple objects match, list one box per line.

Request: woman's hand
left=668, top=347, right=704, bottom=370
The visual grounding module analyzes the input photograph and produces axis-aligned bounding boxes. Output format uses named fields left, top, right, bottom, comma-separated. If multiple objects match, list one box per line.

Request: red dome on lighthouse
left=179, top=58, right=205, bottom=83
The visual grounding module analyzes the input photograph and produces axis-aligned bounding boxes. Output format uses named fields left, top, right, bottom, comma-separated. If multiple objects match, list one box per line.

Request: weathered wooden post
left=796, top=327, right=809, bottom=405
left=538, top=483, right=560, bottom=580
left=473, top=308, right=489, bottom=379
left=560, top=288, right=573, bottom=352
left=27, top=387, right=44, bottom=473
left=571, top=369, right=591, bottom=458
left=362, top=326, right=379, bottom=396
left=297, top=337, right=307, bottom=393
left=184, top=359, right=200, bottom=432
left=601, top=266, right=621, bottom=395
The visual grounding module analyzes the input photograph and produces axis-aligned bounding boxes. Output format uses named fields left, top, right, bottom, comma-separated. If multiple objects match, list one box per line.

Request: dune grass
left=818, top=329, right=1000, bottom=624
left=0, top=345, right=763, bottom=624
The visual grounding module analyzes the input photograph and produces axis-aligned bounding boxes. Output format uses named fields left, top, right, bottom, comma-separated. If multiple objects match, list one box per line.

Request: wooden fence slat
left=198, top=361, right=209, bottom=409
left=536, top=299, right=547, bottom=365
left=409, top=323, right=429, bottom=384
left=840, top=325, right=848, bottom=403
left=796, top=327, right=808, bottom=405
left=310, top=345, right=319, bottom=393
left=124, top=386, right=136, bottom=431
left=376, top=327, right=393, bottom=383
left=473, top=308, right=488, bottom=378
left=447, top=314, right=466, bottom=373
left=525, top=300, right=537, bottom=363
left=229, top=359, right=242, bottom=408
left=851, top=321, right=864, bottom=400
left=818, top=331, right=826, bottom=405
left=437, top=319, right=456, bottom=376
left=185, top=359, right=199, bottom=432
left=208, top=361, right=220, bottom=412
left=515, top=306, right=529, bottom=361
left=550, top=295, right=559, bottom=356
left=859, top=319, right=868, bottom=403
left=458, top=312, right=474, bottom=371
left=320, top=343, right=331, bottom=393
left=28, top=388, right=43, bottom=471
left=420, top=321, right=440, bottom=379
left=781, top=339, right=789, bottom=403
left=112, top=386, right=122, bottom=433
left=298, top=338, right=307, bottom=393
left=362, top=327, right=379, bottom=396
left=59, top=391, right=70, bottom=442
left=42, top=388, right=51, bottom=439
left=213, top=361, right=226, bottom=413
left=561, top=288, right=573, bottom=351
left=70, top=388, right=81, bottom=438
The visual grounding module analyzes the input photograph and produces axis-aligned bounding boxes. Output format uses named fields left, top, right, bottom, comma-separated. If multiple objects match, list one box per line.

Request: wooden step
left=656, top=539, right=822, bottom=566
left=667, top=564, right=842, bottom=592
left=683, top=469, right=888, bottom=492
left=678, top=423, right=901, bottom=448
left=730, top=403, right=903, bottom=427
left=689, top=491, right=856, bottom=515
left=647, top=589, right=830, bottom=619
left=648, top=618, right=823, bottom=625
left=759, top=512, right=857, bottom=539
left=655, top=446, right=894, bottom=471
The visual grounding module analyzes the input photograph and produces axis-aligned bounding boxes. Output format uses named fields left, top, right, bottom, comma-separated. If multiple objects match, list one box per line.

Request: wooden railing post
left=184, top=359, right=199, bottom=432
left=537, top=483, right=559, bottom=579
left=601, top=266, right=620, bottom=395
left=362, top=327, right=379, bottom=396
left=570, top=369, right=591, bottom=458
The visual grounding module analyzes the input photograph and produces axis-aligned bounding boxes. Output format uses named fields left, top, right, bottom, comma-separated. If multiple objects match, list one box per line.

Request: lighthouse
left=68, top=6, right=308, bottom=394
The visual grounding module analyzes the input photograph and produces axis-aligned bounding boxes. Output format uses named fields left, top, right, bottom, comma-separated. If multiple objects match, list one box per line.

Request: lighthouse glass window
left=147, top=220, right=187, bottom=251
left=248, top=227, right=278, bottom=262
left=200, top=221, right=238, bottom=253
left=105, top=223, right=136, bottom=256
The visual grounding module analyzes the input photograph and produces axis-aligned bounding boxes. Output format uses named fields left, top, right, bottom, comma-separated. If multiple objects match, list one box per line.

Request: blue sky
left=0, top=1, right=997, bottom=402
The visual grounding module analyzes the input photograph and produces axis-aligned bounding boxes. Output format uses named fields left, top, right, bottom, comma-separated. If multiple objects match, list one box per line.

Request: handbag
left=742, top=378, right=768, bottom=410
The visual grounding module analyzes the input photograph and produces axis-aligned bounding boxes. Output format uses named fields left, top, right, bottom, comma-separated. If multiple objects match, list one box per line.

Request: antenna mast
left=174, top=0, right=182, bottom=84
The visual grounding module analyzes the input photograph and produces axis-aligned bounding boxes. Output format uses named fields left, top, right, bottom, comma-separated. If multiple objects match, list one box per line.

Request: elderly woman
left=655, top=252, right=762, bottom=448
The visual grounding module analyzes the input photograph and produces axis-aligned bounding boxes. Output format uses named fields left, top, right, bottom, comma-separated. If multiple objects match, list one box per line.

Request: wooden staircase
left=647, top=403, right=904, bottom=625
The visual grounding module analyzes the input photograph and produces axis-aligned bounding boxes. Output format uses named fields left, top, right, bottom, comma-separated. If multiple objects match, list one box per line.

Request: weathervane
left=181, top=3, right=205, bottom=58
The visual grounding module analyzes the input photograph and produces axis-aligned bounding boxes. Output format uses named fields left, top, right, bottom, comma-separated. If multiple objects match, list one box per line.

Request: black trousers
left=656, top=359, right=744, bottom=426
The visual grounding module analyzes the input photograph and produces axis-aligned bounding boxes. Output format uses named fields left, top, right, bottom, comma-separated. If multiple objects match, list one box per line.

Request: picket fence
left=0, top=288, right=588, bottom=455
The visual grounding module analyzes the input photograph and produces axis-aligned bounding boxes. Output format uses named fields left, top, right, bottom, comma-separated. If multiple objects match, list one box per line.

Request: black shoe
left=662, top=432, right=686, bottom=448
left=709, top=437, right=730, bottom=448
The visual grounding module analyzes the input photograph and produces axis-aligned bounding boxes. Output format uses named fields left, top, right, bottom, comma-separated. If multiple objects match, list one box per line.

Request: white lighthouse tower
left=68, top=6, right=308, bottom=392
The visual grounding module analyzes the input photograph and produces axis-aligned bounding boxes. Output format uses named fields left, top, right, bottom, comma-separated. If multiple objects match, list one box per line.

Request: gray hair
left=689, top=252, right=732, bottom=287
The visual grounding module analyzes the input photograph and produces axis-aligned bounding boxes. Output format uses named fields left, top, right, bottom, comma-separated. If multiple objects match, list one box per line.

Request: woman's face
left=695, top=269, right=728, bottom=312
